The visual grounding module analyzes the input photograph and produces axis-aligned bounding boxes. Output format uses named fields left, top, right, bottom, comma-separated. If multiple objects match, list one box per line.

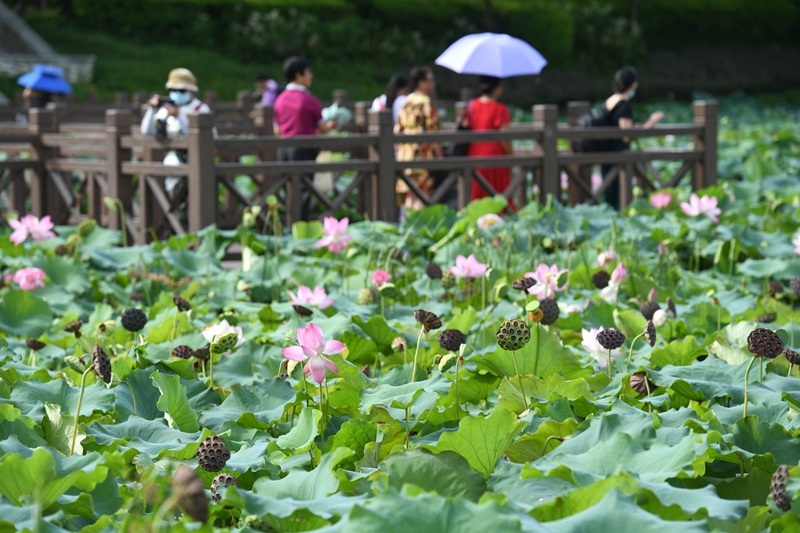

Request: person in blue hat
left=16, top=64, right=72, bottom=113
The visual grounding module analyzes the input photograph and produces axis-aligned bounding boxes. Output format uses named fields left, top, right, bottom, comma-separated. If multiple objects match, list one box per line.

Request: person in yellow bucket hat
left=141, top=68, right=210, bottom=140
left=140, top=68, right=213, bottom=204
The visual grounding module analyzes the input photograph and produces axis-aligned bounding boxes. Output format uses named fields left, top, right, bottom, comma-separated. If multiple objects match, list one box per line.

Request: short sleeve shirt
left=604, top=100, right=633, bottom=151
left=273, top=85, right=323, bottom=137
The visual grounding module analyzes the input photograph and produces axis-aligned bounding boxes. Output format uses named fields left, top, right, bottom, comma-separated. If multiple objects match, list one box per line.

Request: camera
left=154, top=97, right=176, bottom=141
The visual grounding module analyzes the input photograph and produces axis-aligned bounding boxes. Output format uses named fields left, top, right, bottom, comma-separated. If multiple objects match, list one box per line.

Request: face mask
left=628, top=90, right=636, bottom=100
left=169, top=91, right=191, bottom=106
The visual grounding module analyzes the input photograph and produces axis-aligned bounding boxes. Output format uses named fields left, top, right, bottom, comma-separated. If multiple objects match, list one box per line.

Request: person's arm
left=318, top=120, right=338, bottom=134
left=641, top=111, right=664, bottom=128
left=499, top=104, right=513, bottom=154
left=427, top=101, right=443, bottom=157
left=140, top=105, right=156, bottom=135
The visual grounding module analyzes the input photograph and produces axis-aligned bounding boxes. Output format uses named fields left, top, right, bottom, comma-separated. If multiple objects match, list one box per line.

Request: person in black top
left=601, top=66, right=663, bottom=209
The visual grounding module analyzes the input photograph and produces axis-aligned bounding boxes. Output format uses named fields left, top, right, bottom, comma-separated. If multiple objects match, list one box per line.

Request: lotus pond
left=1, top=97, right=800, bottom=533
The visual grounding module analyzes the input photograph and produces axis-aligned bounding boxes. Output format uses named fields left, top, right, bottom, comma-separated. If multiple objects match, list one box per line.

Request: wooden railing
left=0, top=100, right=717, bottom=244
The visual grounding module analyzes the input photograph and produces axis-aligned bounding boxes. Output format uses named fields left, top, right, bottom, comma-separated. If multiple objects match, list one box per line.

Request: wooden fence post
left=105, top=109, right=133, bottom=238
left=187, top=113, right=217, bottom=233
left=27, top=108, right=60, bottom=220
left=368, top=109, right=396, bottom=222
left=533, top=104, right=559, bottom=202
left=333, top=90, right=349, bottom=107
left=693, top=100, right=718, bottom=189
left=204, top=90, right=218, bottom=109
left=132, top=91, right=148, bottom=108
left=567, top=101, right=591, bottom=205
left=114, top=91, right=129, bottom=107
left=46, top=102, right=67, bottom=127
left=236, top=90, right=252, bottom=120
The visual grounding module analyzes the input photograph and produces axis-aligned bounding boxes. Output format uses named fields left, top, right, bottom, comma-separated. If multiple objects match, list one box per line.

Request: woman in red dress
left=466, top=76, right=513, bottom=206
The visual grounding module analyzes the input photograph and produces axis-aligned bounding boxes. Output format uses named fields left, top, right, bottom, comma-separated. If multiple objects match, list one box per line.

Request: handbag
left=445, top=101, right=473, bottom=158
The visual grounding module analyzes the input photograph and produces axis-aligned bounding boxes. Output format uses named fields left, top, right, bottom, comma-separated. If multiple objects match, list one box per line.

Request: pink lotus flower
left=315, top=217, right=351, bottom=253
left=650, top=192, right=673, bottom=209
left=680, top=193, right=721, bottom=223
left=11, top=267, right=46, bottom=291
left=450, top=254, right=489, bottom=279
left=202, top=319, right=245, bottom=347
left=793, top=233, right=800, bottom=257
left=371, top=270, right=391, bottom=287
left=288, top=285, right=334, bottom=310
left=560, top=172, right=569, bottom=190
left=9, top=215, right=56, bottom=245
left=564, top=304, right=583, bottom=314
left=611, top=262, right=627, bottom=284
left=391, top=337, right=406, bottom=351
left=477, top=214, right=504, bottom=229
left=525, top=263, right=568, bottom=300
left=581, top=326, right=622, bottom=367
left=658, top=243, right=669, bottom=255
left=282, top=323, right=344, bottom=383
left=597, top=250, right=619, bottom=268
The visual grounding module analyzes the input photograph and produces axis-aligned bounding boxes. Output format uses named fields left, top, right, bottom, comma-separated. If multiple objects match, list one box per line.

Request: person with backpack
left=573, top=66, right=663, bottom=209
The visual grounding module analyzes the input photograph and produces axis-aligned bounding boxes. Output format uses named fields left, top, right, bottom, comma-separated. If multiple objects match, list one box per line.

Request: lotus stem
left=70, top=367, right=93, bottom=456
left=454, top=368, right=461, bottom=421
left=743, top=355, right=758, bottom=418
left=321, top=377, right=329, bottom=452
left=405, top=406, right=411, bottom=448
left=168, top=307, right=180, bottom=358
left=411, top=326, right=425, bottom=382
left=534, top=323, right=541, bottom=376
left=789, top=364, right=794, bottom=378
left=760, top=357, right=763, bottom=381
left=511, top=349, right=528, bottom=412
left=608, top=349, right=613, bottom=380
left=121, top=380, right=138, bottom=416
left=542, top=435, right=562, bottom=456
left=627, top=332, right=645, bottom=365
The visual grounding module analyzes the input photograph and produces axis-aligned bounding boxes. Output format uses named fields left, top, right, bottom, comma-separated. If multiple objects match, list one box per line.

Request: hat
left=17, top=64, right=73, bottom=94
left=165, top=68, right=198, bottom=92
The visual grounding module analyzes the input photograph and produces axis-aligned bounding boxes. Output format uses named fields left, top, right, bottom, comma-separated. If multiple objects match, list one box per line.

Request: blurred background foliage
left=3, top=0, right=800, bottom=103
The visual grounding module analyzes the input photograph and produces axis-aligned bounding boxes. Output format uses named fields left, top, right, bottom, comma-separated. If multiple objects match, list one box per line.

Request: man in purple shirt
left=273, top=57, right=338, bottom=218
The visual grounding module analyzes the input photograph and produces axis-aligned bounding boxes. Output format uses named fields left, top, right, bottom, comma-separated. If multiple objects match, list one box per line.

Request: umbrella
left=17, top=64, right=73, bottom=94
left=435, top=33, right=547, bottom=78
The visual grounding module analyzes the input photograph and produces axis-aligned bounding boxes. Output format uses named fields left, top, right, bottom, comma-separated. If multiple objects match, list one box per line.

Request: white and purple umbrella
left=435, top=33, right=547, bottom=78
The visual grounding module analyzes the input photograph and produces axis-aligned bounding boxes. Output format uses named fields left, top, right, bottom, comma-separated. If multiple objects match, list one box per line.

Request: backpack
left=571, top=107, right=614, bottom=153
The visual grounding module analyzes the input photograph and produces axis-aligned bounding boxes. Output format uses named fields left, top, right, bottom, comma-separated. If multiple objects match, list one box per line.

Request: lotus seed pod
left=438, top=329, right=466, bottom=352
left=771, top=465, right=792, bottom=512
left=210, top=473, right=239, bottom=503
left=172, top=345, right=193, bottom=359
left=629, top=372, right=656, bottom=395
left=77, top=218, right=97, bottom=237
left=652, top=309, right=668, bottom=327
left=496, top=318, right=531, bottom=351
left=425, top=262, right=443, bottom=280
left=539, top=298, right=559, bottom=326
left=596, top=328, right=625, bottom=350
left=357, top=288, right=375, bottom=306
left=26, top=339, right=46, bottom=350
left=196, top=435, right=231, bottom=472
left=120, top=308, right=147, bottom=332
left=173, top=295, right=192, bottom=312
left=172, top=465, right=209, bottom=522
left=747, top=328, right=784, bottom=358
left=592, top=271, right=610, bottom=289
left=440, top=269, right=456, bottom=289
left=666, top=297, right=677, bottom=317
left=644, top=320, right=657, bottom=347
left=512, top=277, right=535, bottom=292
left=92, top=344, right=112, bottom=384
left=783, top=348, right=800, bottom=366
left=639, top=301, right=660, bottom=321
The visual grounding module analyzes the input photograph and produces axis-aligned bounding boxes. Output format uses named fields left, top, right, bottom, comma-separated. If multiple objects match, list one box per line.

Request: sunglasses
left=170, top=89, right=188, bottom=94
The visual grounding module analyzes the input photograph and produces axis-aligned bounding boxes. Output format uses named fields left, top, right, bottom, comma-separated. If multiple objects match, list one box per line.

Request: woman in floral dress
left=395, top=66, right=442, bottom=213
